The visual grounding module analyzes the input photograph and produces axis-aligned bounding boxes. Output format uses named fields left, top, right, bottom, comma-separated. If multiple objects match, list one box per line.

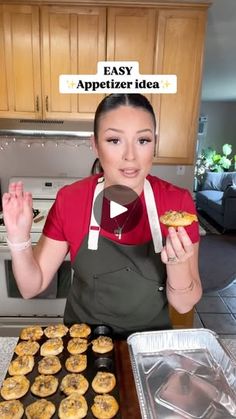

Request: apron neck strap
left=88, top=177, right=163, bottom=253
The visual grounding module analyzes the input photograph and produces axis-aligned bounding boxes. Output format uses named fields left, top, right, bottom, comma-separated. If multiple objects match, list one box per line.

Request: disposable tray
left=127, top=328, right=236, bottom=419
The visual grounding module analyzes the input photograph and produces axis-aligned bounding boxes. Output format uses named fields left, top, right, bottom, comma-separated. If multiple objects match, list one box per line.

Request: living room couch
left=195, top=171, right=236, bottom=230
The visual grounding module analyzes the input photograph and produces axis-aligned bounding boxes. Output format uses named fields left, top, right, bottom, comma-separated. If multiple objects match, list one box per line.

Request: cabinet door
left=41, top=5, right=106, bottom=120
left=153, top=9, right=207, bottom=164
left=107, top=7, right=156, bottom=102
left=0, top=5, right=41, bottom=119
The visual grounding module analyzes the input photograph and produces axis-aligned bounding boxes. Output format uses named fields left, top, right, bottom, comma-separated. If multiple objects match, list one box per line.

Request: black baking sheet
left=0, top=325, right=121, bottom=418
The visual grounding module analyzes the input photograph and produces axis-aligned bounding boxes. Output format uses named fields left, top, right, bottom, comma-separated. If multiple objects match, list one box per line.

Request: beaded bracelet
left=6, top=237, right=32, bottom=252
left=167, top=280, right=194, bottom=294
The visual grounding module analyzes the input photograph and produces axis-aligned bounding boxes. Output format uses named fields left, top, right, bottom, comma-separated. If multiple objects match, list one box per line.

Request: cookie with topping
left=44, top=324, right=68, bottom=338
left=31, top=375, right=59, bottom=397
left=58, top=393, right=88, bottom=419
left=67, top=338, right=88, bottom=355
left=65, top=354, right=87, bottom=373
left=69, top=323, right=91, bottom=338
left=38, top=355, right=61, bottom=375
left=20, top=325, right=43, bottom=341
left=25, top=399, right=55, bottom=419
left=91, top=394, right=119, bottom=419
left=8, top=355, right=34, bottom=376
left=0, top=375, right=30, bottom=400
left=160, top=210, right=198, bottom=227
left=92, top=372, right=116, bottom=394
left=0, top=400, right=24, bottom=419
left=60, top=373, right=89, bottom=396
left=92, top=336, right=113, bottom=354
left=14, top=340, right=40, bottom=356
left=40, top=337, right=63, bottom=356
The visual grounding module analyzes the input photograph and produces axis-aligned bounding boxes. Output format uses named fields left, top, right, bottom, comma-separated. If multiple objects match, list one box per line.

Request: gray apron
left=64, top=178, right=171, bottom=336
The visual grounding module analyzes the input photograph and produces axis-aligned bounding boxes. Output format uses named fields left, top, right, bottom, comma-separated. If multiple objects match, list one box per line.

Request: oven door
left=0, top=248, right=72, bottom=318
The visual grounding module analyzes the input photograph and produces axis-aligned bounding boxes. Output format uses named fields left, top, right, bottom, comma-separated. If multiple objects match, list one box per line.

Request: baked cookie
left=14, top=340, right=40, bottom=356
left=25, top=399, right=56, bottom=419
left=91, top=394, right=119, bottom=419
left=60, top=373, right=89, bottom=396
left=0, top=400, right=24, bottom=419
left=69, top=323, right=91, bottom=338
left=92, top=336, right=113, bottom=354
left=0, top=375, right=30, bottom=400
left=65, top=354, right=87, bottom=373
left=40, top=337, right=63, bottom=356
left=58, top=393, right=88, bottom=419
left=31, top=375, right=59, bottom=397
left=38, top=355, right=61, bottom=375
left=44, top=323, right=68, bottom=338
left=160, top=210, right=198, bottom=227
left=92, top=372, right=116, bottom=394
left=20, top=325, right=43, bottom=341
left=8, top=355, right=34, bottom=376
left=67, top=338, right=88, bottom=355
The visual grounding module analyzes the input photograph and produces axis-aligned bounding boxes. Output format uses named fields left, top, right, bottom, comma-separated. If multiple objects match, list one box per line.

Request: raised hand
left=2, top=181, right=33, bottom=242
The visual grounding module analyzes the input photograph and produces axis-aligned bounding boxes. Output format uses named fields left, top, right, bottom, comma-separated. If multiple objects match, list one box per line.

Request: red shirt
left=43, top=174, right=199, bottom=263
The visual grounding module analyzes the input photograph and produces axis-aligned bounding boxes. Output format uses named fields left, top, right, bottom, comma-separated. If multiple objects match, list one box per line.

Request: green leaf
left=222, top=143, right=232, bottom=156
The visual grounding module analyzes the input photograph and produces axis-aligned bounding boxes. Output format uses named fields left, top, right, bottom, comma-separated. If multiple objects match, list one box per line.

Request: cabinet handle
left=45, top=96, right=49, bottom=112
left=36, top=96, right=39, bottom=112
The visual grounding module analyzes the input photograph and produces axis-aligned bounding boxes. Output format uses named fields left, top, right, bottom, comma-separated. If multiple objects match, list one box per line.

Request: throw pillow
left=201, top=172, right=224, bottom=191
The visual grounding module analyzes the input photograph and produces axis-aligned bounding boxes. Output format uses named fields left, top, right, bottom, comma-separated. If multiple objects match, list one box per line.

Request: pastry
left=92, top=336, right=113, bottom=354
left=58, top=393, right=88, bottom=419
left=14, top=340, right=40, bottom=356
left=44, top=323, right=68, bottom=338
left=25, top=399, right=56, bottom=419
left=8, top=355, right=34, bottom=376
left=92, top=372, right=116, bottom=394
left=60, top=373, right=89, bottom=396
left=65, top=354, right=87, bottom=373
left=20, top=325, right=43, bottom=341
left=160, top=210, right=198, bottom=227
left=91, top=394, right=119, bottom=419
left=0, top=375, right=30, bottom=400
left=69, top=323, right=91, bottom=338
left=31, top=375, right=59, bottom=397
left=0, top=400, right=24, bottom=419
left=67, top=338, right=88, bottom=355
left=38, top=355, right=61, bottom=375
left=40, top=337, right=63, bottom=356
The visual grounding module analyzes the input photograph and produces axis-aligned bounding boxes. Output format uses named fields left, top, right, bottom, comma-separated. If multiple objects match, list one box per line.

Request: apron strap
left=144, top=179, right=163, bottom=253
left=88, top=177, right=104, bottom=250
left=88, top=176, right=163, bottom=253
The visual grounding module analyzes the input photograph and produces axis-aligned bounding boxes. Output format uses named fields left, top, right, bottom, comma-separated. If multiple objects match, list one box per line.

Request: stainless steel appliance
left=0, top=176, right=79, bottom=336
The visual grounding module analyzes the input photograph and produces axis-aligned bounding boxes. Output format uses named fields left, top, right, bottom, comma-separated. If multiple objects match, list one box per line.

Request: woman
left=2, top=94, right=202, bottom=336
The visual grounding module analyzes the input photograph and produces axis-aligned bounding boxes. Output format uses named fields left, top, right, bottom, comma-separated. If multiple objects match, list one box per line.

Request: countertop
left=1, top=336, right=236, bottom=418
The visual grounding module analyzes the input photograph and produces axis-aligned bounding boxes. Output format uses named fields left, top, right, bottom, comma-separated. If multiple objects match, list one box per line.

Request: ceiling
left=201, top=0, right=236, bottom=101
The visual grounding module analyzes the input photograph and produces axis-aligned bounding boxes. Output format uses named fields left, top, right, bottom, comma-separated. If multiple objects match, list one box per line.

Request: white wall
left=0, top=138, right=195, bottom=196
left=199, top=101, right=236, bottom=153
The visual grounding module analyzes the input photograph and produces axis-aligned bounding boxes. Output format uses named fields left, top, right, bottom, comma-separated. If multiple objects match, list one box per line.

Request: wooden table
left=115, top=340, right=142, bottom=419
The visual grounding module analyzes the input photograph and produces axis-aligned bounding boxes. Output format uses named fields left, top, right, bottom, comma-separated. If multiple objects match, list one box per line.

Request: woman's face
left=93, top=105, right=156, bottom=194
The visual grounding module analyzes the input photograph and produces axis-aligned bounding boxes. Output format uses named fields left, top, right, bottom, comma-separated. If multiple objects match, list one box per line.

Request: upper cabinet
left=0, top=1, right=209, bottom=164
left=41, top=5, right=106, bottom=119
left=153, top=9, right=207, bottom=164
left=0, top=5, right=41, bottom=118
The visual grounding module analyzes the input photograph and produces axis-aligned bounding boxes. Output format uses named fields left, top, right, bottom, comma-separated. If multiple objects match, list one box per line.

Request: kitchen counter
left=0, top=337, right=236, bottom=418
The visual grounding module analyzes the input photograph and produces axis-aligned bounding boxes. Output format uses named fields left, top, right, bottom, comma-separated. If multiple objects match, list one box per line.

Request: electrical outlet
left=177, top=166, right=185, bottom=175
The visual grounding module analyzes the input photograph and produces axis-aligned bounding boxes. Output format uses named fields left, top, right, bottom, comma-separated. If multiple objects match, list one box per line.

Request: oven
left=0, top=176, right=79, bottom=336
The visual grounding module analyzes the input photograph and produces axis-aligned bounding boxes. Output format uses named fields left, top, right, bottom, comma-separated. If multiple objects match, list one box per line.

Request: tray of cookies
left=0, top=323, right=120, bottom=418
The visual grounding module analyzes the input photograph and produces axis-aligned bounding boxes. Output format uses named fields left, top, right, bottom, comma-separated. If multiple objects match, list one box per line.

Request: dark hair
left=91, top=94, right=156, bottom=174
left=93, top=93, right=156, bottom=141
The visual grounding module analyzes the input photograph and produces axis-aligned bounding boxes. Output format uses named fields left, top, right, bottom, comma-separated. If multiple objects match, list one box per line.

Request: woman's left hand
left=161, top=226, right=194, bottom=265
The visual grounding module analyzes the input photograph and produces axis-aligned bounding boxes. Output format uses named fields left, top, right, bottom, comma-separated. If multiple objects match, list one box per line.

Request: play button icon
left=110, top=201, right=127, bottom=218
left=93, top=184, right=142, bottom=236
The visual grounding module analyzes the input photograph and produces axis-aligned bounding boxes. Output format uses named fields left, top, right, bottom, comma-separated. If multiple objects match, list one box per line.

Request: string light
left=0, top=135, right=92, bottom=151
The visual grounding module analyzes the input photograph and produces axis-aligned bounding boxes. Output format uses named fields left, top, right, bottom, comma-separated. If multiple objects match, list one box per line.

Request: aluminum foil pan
left=127, top=329, right=236, bottom=419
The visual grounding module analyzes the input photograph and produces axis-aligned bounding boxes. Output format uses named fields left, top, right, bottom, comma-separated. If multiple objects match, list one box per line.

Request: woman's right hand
left=2, top=181, right=33, bottom=242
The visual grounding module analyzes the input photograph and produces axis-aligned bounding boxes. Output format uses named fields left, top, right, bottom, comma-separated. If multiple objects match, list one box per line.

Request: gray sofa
left=196, top=171, right=236, bottom=230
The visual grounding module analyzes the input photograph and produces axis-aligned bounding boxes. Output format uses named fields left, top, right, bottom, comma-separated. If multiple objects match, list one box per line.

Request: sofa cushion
left=201, top=171, right=236, bottom=191
left=197, top=190, right=224, bottom=204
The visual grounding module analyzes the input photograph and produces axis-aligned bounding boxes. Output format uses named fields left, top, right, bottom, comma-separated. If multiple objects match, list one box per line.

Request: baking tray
left=127, top=328, right=236, bottom=419
left=0, top=324, right=120, bottom=418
